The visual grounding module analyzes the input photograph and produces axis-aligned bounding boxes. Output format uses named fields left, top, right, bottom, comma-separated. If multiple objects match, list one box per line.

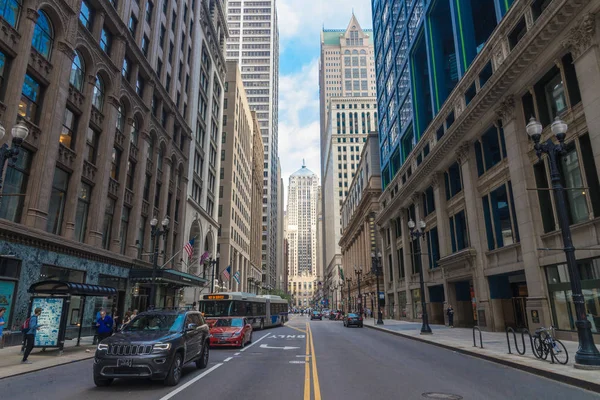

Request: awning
left=28, top=280, right=118, bottom=296
left=129, top=268, right=208, bottom=287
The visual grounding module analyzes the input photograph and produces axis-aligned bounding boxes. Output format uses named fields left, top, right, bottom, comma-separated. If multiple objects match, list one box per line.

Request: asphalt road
left=1, top=315, right=598, bottom=400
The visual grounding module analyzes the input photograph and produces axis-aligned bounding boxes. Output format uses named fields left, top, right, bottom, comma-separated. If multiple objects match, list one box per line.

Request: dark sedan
left=343, top=313, right=363, bottom=328
left=310, top=311, right=322, bottom=320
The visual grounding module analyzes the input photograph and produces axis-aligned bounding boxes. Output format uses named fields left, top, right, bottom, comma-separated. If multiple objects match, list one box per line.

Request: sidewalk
left=0, top=336, right=96, bottom=379
left=365, top=319, right=600, bottom=393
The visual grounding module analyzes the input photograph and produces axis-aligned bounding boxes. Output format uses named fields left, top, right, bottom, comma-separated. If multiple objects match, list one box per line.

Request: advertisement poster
left=0, top=280, right=15, bottom=327
left=31, top=297, right=64, bottom=347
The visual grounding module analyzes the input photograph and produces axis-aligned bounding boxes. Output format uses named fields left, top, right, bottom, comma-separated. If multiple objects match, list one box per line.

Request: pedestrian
left=132, top=309, right=139, bottom=318
left=96, top=310, right=114, bottom=342
left=447, top=304, right=455, bottom=328
left=22, top=307, right=42, bottom=364
left=93, top=308, right=104, bottom=344
left=121, top=311, right=133, bottom=330
left=0, top=307, right=6, bottom=344
left=111, top=307, right=119, bottom=333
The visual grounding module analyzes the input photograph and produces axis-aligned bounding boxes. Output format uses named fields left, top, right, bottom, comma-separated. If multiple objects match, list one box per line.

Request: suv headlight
left=152, top=343, right=171, bottom=353
left=97, top=343, right=108, bottom=351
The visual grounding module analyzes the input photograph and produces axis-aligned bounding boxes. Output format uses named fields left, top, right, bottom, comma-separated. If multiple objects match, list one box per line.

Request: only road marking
left=259, top=344, right=300, bottom=350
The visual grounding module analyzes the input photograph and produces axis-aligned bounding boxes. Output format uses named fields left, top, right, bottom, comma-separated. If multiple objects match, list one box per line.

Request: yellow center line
left=304, top=322, right=311, bottom=400
left=287, top=325, right=307, bottom=334
left=308, top=324, right=321, bottom=400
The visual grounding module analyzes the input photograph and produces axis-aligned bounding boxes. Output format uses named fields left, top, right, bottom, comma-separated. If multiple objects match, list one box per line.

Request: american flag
left=184, top=238, right=195, bottom=258
left=222, top=265, right=231, bottom=280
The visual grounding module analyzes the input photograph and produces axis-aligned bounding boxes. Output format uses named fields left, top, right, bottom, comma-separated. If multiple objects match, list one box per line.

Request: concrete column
left=389, top=213, right=401, bottom=319
left=1, top=7, right=38, bottom=135
left=22, top=41, right=75, bottom=231
left=431, top=173, right=449, bottom=257
left=565, top=15, right=600, bottom=189
left=496, top=96, right=550, bottom=331
left=91, top=11, right=105, bottom=41
left=400, top=209, right=413, bottom=319
left=127, top=131, right=151, bottom=258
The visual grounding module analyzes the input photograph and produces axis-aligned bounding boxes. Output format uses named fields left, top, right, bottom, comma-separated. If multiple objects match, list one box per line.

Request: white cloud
left=276, top=0, right=373, bottom=206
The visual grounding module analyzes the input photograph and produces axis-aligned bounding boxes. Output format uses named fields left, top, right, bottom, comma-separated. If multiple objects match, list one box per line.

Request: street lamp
left=371, top=252, right=384, bottom=325
left=207, top=253, right=220, bottom=293
left=354, top=268, right=363, bottom=317
left=527, top=116, right=600, bottom=368
left=347, top=277, right=353, bottom=312
left=0, top=121, right=29, bottom=195
left=149, top=216, right=170, bottom=309
left=408, top=219, right=432, bottom=334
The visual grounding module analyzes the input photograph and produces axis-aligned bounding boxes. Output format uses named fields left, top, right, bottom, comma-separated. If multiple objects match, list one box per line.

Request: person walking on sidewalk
left=0, top=307, right=6, bottom=344
left=22, top=307, right=42, bottom=364
left=96, top=310, right=114, bottom=342
left=447, top=305, right=455, bottom=328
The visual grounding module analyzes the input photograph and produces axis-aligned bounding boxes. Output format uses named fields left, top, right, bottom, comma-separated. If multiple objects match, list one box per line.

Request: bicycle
left=532, top=326, right=569, bottom=365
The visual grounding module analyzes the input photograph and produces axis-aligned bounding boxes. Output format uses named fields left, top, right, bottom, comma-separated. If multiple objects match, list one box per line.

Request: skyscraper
left=319, top=14, right=377, bottom=308
left=225, top=0, right=280, bottom=291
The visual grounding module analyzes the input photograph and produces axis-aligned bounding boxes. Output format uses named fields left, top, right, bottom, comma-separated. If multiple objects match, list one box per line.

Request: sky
left=277, top=0, right=373, bottom=205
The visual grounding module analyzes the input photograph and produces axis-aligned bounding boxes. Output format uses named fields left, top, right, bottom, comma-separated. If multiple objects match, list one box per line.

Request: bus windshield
left=200, top=300, right=232, bottom=317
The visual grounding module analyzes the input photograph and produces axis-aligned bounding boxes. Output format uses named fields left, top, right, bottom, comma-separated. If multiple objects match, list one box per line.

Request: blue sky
left=277, top=0, right=373, bottom=202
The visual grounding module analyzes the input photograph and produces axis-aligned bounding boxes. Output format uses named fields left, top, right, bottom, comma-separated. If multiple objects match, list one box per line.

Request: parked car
left=208, top=317, right=253, bottom=348
left=343, top=313, right=363, bottom=328
left=93, top=310, right=210, bottom=387
left=310, top=311, right=322, bottom=320
left=322, top=310, right=331, bottom=318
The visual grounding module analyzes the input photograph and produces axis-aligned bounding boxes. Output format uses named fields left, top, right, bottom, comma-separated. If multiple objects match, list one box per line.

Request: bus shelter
left=28, top=280, right=117, bottom=353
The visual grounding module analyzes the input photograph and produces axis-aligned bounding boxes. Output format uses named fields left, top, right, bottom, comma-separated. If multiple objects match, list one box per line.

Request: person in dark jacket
left=96, top=310, right=114, bottom=342
left=446, top=305, right=455, bottom=328
left=22, top=307, right=42, bottom=364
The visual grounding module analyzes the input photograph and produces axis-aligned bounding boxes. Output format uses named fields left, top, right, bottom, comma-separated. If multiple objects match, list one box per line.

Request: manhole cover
left=422, top=393, right=463, bottom=400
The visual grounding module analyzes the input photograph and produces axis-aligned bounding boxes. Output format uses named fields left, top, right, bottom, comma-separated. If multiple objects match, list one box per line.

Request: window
left=79, top=0, right=93, bottom=30
left=0, top=50, right=7, bottom=93
left=92, top=75, right=104, bottom=111
left=102, top=198, right=115, bottom=250
left=137, top=216, right=146, bottom=259
left=449, top=210, right=468, bottom=253
left=141, top=34, right=149, bottom=56
left=110, top=147, right=122, bottom=180
left=482, top=182, right=519, bottom=250
left=145, top=0, right=153, bottom=23
left=126, top=160, right=135, bottom=190
left=544, top=73, right=567, bottom=118
left=85, top=127, right=99, bottom=164
left=122, top=57, right=131, bottom=80
left=74, top=182, right=92, bottom=242
left=136, top=75, right=145, bottom=97
left=0, top=148, right=31, bottom=223
left=426, top=227, right=440, bottom=269
left=474, top=124, right=507, bottom=176
left=68, top=52, right=84, bottom=92
left=444, top=162, right=462, bottom=200
left=422, top=186, right=435, bottom=216
left=32, top=11, right=53, bottom=59
left=119, top=207, right=130, bottom=254
left=60, top=108, right=77, bottom=149
left=129, top=13, right=138, bottom=35
left=19, top=74, right=42, bottom=122
left=46, top=168, right=69, bottom=235
left=143, top=174, right=151, bottom=200
left=559, top=140, right=595, bottom=225
left=397, top=247, right=405, bottom=279
left=130, top=118, right=139, bottom=145
left=100, top=27, right=112, bottom=54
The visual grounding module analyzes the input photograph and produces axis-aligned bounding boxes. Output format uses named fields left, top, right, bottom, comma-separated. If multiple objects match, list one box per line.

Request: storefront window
left=546, top=259, right=600, bottom=332
left=40, top=265, right=85, bottom=283
left=412, top=288, right=421, bottom=319
left=398, top=291, right=407, bottom=318
left=0, top=257, right=21, bottom=329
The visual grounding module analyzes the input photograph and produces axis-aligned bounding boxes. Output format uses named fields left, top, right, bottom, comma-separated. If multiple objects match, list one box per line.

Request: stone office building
left=0, top=0, right=214, bottom=344
left=372, top=0, right=600, bottom=340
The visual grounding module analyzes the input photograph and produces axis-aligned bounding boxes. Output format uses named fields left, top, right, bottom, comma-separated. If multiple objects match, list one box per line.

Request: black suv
left=93, top=310, right=210, bottom=387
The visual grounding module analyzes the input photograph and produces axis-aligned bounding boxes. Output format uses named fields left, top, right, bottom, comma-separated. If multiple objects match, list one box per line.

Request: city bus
left=199, top=292, right=288, bottom=330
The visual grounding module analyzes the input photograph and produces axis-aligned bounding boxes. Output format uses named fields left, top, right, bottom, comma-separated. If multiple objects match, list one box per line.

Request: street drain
left=422, top=393, right=463, bottom=400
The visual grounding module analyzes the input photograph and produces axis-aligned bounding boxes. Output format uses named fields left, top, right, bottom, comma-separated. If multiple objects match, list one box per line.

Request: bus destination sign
left=204, top=294, right=229, bottom=300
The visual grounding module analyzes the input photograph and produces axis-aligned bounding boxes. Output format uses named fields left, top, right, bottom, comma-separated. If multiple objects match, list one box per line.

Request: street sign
left=379, top=292, right=384, bottom=299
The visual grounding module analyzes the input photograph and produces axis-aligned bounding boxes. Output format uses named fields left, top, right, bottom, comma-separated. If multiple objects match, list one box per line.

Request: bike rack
left=472, top=326, right=483, bottom=348
left=506, top=327, right=528, bottom=355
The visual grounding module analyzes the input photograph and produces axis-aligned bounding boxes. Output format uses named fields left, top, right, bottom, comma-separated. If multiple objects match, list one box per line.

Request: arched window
left=0, top=0, right=21, bottom=28
left=157, top=146, right=164, bottom=171
left=344, top=50, right=350, bottom=55
left=92, top=75, right=104, bottom=111
left=69, top=51, right=85, bottom=91
left=148, top=135, right=155, bottom=158
left=130, top=118, right=139, bottom=145
left=32, top=11, right=53, bottom=59
left=352, top=50, right=358, bottom=55
left=360, top=50, right=366, bottom=54
left=116, top=103, right=125, bottom=132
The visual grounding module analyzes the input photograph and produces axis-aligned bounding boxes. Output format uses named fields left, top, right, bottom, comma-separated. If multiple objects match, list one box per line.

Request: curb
left=365, top=324, right=600, bottom=394
left=0, top=353, right=95, bottom=380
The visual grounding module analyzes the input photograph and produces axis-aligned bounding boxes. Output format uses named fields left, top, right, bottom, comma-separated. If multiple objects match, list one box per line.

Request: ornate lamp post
left=346, top=277, right=353, bottom=312
left=149, top=216, right=170, bottom=309
left=0, top=121, right=29, bottom=196
left=354, top=267, right=363, bottom=316
left=408, top=219, right=432, bottom=334
left=527, top=116, right=600, bottom=368
left=371, top=252, right=384, bottom=325
left=207, top=254, right=220, bottom=293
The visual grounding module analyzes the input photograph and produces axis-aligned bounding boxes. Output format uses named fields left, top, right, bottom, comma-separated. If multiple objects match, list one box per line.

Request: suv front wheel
left=195, top=341, right=209, bottom=369
left=164, top=353, right=183, bottom=386
left=94, top=375, right=113, bottom=387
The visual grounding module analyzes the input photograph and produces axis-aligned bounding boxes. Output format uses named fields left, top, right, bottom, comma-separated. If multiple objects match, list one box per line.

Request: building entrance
left=488, top=271, right=529, bottom=330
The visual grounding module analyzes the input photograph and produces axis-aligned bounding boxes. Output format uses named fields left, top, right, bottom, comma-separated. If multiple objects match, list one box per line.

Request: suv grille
left=108, top=344, right=153, bottom=356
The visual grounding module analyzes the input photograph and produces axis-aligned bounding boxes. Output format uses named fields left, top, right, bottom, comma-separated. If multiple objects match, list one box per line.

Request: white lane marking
left=223, top=357, right=233, bottom=362
left=289, top=360, right=305, bottom=364
left=296, top=354, right=311, bottom=358
left=259, top=344, right=300, bottom=350
left=239, top=332, right=271, bottom=352
left=234, top=352, right=241, bottom=356
left=159, top=363, right=223, bottom=400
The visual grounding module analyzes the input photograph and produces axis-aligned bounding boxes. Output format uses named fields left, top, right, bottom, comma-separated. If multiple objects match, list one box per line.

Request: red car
left=208, top=317, right=253, bottom=348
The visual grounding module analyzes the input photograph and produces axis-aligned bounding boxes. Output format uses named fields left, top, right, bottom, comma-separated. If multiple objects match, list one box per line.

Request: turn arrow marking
left=259, top=344, right=300, bottom=350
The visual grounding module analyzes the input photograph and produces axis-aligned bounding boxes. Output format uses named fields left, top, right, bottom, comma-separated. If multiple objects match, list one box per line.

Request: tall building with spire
left=319, top=14, right=377, bottom=309
left=225, top=0, right=280, bottom=291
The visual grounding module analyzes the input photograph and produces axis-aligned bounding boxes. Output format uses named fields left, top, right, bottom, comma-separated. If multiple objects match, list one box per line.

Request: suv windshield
left=123, top=314, right=185, bottom=332
left=215, top=318, right=244, bottom=327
